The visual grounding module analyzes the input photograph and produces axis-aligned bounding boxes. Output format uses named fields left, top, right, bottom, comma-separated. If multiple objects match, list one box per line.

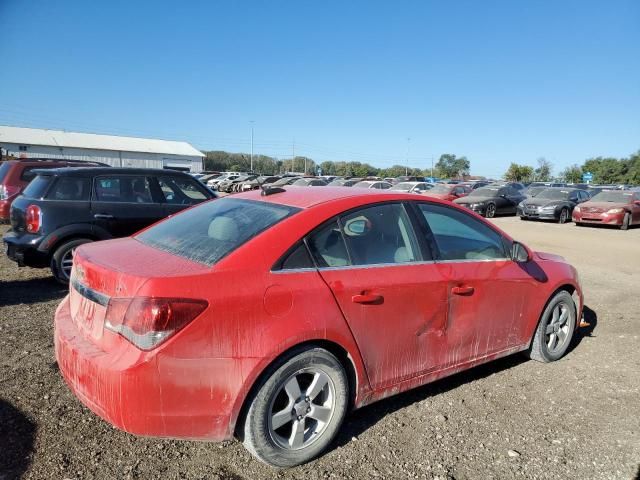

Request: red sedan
left=573, top=189, right=640, bottom=230
left=424, top=183, right=472, bottom=201
left=55, top=187, right=583, bottom=467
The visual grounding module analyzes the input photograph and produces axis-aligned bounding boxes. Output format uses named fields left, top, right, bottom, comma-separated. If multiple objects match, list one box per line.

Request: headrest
left=208, top=216, right=239, bottom=242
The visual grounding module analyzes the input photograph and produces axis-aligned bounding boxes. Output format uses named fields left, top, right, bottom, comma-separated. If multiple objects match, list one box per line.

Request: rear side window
left=137, top=198, right=298, bottom=266
left=47, top=177, right=91, bottom=201
left=418, top=203, right=507, bottom=261
left=22, top=175, right=53, bottom=198
left=158, top=176, right=209, bottom=204
left=95, top=176, right=153, bottom=203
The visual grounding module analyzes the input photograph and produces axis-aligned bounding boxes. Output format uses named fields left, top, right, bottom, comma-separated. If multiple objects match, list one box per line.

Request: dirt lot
left=1, top=219, right=639, bottom=480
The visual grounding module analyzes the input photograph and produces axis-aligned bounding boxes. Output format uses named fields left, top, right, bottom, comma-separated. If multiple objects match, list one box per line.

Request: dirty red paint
left=54, top=187, right=583, bottom=442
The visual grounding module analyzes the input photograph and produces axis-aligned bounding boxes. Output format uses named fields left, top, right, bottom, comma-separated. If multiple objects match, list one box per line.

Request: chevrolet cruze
left=55, top=187, right=583, bottom=467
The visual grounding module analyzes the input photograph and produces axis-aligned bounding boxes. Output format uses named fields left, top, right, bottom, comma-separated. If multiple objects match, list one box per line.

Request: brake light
left=104, top=297, right=208, bottom=350
left=0, top=185, right=20, bottom=200
left=26, top=205, right=42, bottom=233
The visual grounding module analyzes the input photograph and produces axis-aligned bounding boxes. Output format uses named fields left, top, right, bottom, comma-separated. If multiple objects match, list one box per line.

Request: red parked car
left=55, top=187, right=583, bottom=467
left=572, top=189, right=640, bottom=230
left=424, top=183, right=472, bottom=201
left=0, top=158, right=106, bottom=222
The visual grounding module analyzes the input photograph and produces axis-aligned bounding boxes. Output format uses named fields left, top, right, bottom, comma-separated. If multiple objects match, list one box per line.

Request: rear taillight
left=25, top=205, right=42, bottom=233
left=104, top=297, right=208, bottom=350
left=0, top=185, right=20, bottom=200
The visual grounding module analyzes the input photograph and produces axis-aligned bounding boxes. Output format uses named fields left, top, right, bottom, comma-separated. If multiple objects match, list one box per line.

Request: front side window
left=158, top=176, right=209, bottom=204
left=137, top=198, right=298, bottom=266
left=418, top=203, right=507, bottom=261
left=307, top=220, right=350, bottom=267
left=94, top=176, right=153, bottom=203
left=47, top=177, right=91, bottom=201
left=339, top=203, right=421, bottom=265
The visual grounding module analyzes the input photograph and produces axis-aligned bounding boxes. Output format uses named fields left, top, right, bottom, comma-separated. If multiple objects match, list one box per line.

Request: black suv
left=3, top=167, right=216, bottom=283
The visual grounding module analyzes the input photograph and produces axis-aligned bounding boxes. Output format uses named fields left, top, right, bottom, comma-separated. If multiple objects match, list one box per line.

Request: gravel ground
left=1, top=218, right=639, bottom=480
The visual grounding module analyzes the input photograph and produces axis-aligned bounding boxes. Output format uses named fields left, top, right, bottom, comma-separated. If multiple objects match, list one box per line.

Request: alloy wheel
left=544, top=302, right=572, bottom=355
left=268, top=369, right=336, bottom=450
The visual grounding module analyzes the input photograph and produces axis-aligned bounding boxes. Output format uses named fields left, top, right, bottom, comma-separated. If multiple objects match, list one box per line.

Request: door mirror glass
left=511, top=241, right=530, bottom=263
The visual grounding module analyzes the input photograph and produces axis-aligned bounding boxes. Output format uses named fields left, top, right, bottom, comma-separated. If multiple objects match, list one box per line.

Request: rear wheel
left=240, top=347, right=349, bottom=467
left=528, top=290, right=576, bottom=363
left=485, top=203, right=496, bottom=218
left=520, top=216, right=528, bottom=221
left=51, top=238, right=92, bottom=284
left=621, top=212, right=630, bottom=230
left=558, top=208, right=569, bottom=224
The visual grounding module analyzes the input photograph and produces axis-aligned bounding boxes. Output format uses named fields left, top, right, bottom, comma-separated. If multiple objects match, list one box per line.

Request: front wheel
left=51, top=238, right=92, bottom=284
left=621, top=212, right=630, bottom=230
left=528, top=290, right=576, bottom=363
left=485, top=203, right=496, bottom=218
left=240, top=347, right=349, bottom=467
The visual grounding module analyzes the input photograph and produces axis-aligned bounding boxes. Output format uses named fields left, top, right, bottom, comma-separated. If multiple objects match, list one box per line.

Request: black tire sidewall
left=242, top=347, right=349, bottom=468
left=51, top=238, right=92, bottom=283
left=534, top=291, right=576, bottom=362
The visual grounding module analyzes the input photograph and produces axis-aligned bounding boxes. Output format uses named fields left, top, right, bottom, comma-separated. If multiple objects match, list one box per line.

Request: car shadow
left=333, top=353, right=528, bottom=449
left=0, top=277, right=67, bottom=307
left=566, top=304, right=597, bottom=355
left=0, top=398, right=36, bottom=479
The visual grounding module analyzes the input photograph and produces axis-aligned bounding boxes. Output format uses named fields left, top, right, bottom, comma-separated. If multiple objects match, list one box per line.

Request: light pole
left=249, top=121, right=254, bottom=172
left=405, top=137, right=411, bottom=176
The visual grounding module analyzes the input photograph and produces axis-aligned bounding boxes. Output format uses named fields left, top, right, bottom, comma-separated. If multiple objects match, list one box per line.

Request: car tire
left=528, top=290, right=576, bottom=363
left=485, top=203, right=496, bottom=218
left=240, top=346, right=349, bottom=468
left=621, top=212, right=630, bottom=231
left=51, top=238, right=93, bottom=284
left=575, top=222, right=583, bottom=227
left=520, top=216, right=528, bottom=221
left=558, top=208, right=569, bottom=224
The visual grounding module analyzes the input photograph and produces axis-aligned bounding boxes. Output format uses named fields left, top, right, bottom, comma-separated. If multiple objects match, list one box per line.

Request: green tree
left=534, top=157, right=553, bottom=181
left=504, top=163, right=534, bottom=182
left=561, top=164, right=583, bottom=183
left=435, top=154, right=470, bottom=178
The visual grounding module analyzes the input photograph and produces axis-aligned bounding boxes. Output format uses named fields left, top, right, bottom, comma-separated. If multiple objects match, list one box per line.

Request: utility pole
left=431, top=156, right=434, bottom=179
left=249, top=121, right=254, bottom=172
left=292, top=139, right=295, bottom=173
left=405, top=137, right=411, bottom=176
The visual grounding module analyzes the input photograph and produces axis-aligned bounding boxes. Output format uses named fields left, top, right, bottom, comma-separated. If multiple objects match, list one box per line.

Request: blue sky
left=0, top=0, right=638, bottom=176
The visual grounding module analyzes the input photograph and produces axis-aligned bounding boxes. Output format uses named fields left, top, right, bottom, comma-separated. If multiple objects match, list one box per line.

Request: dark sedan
left=453, top=185, right=526, bottom=218
left=517, top=188, right=591, bottom=223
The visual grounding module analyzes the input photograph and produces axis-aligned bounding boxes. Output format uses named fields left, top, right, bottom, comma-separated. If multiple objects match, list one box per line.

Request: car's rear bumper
left=54, top=296, right=240, bottom=441
left=572, top=211, right=624, bottom=225
left=2, top=230, right=49, bottom=267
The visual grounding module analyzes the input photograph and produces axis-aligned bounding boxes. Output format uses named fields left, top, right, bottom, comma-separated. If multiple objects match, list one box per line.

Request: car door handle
left=351, top=293, right=384, bottom=304
left=451, top=286, right=475, bottom=296
left=93, top=214, right=114, bottom=219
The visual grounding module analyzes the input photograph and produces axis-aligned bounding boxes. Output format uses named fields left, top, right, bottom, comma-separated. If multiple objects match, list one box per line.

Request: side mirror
left=511, top=241, right=530, bottom=263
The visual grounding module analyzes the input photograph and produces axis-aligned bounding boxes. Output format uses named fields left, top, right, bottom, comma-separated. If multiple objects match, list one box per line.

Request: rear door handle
left=452, top=286, right=474, bottom=296
left=94, top=214, right=114, bottom=219
left=352, top=293, right=384, bottom=304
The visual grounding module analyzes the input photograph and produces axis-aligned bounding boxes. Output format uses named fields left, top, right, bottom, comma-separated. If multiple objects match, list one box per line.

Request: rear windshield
left=136, top=198, right=299, bottom=266
left=469, top=187, right=501, bottom=197
left=590, top=191, right=634, bottom=203
left=22, top=175, right=53, bottom=198
left=0, top=162, right=12, bottom=183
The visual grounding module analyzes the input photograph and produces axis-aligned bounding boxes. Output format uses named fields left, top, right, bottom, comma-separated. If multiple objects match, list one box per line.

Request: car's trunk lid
left=69, top=237, right=211, bottom=347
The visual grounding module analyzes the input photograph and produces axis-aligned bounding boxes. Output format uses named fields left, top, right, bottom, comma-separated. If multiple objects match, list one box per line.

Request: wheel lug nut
left=305, top=396, right=310, bottom=403
left=306, top=407, right=311, bottom=413
left=297, top=415, right=303, bottom=421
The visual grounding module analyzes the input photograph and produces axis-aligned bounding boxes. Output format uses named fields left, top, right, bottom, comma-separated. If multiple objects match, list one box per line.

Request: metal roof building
left=0, top=125, right=204, bottom=172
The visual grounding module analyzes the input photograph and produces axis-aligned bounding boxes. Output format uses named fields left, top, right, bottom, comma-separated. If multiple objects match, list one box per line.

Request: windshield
left=527, top=186, right=547, bottom=197
left=536, top=189, right=571, bottom=200
left=137, top=198, right=299, bottom=266
left=590, top=191, right=633, bottom=203
left=468, top=187, right=501, bottom=197
left=429, top=184, right=452, bottom=194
